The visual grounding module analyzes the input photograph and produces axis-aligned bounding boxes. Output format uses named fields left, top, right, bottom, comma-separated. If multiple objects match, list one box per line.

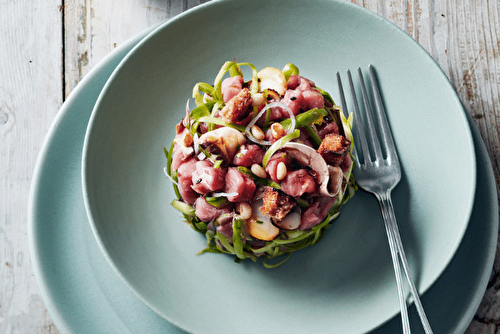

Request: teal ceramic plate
left=82, top=0, right=476, bottom=333
left=29, top=19, right=496, bottom=334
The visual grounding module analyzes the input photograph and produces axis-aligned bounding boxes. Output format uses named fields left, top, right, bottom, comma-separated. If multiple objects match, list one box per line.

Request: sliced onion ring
left=183, top=99, right=191, bottom=128
left=245, top=101, right=296, bottom=145
left=193, top=133, right=200, bottom=155
left=212, top=191, right=239, bottom=198
left=163, top=167, right=180, bottom=188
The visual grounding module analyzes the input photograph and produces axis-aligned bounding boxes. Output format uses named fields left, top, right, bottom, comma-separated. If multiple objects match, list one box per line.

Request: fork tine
left=369, top=65, right=400, bottom=166
left=357, top=68, right=384, bottom=162
left=337, top=71, right=359, bottom=161
left=346, top=69, right=371, bottom=166
left=337, top=71, right=364, bottom=163
left=336, top=72, right=349, bottom=118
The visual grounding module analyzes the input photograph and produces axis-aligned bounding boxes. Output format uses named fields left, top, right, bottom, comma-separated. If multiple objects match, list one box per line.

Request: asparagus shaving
left=236, top=62, right=259, bottom=95
left=282, top=63, right=299, bottom=81
left=171, top=200, right=195, bottom=216
left=237, top=166, right=281, bottom=189
left=212, top=61, right=238, bottom=101
left=303, top=125, right=322, bottom=148
left=262, top=129, right=300, bottom=167
left=192, top=82, right=215, bottom=106
left=280, top=108, right=327, bottom=132
left=205, top=196, right=230, bottom=208
left=232, top=218, right=245, bottom=259
left=197, top=116, right=246, bottom=132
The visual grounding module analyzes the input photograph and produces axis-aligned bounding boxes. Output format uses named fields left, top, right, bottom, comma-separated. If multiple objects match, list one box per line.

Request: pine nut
left=251, top=93, right=265, bottom=106
left=251, top=125, right=265, bottom=140
left=271, top=122, right=284, bottom=139
left=236, top=202, right=252, bottom=220
left=251, top=163, right=267, bottom=178
left=277, top=162, right=287, bottom=181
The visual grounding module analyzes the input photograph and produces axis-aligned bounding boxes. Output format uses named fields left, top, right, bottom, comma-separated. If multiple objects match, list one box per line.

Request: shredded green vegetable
left=196, top=116, right=246, bottom=132
left=281, top=108, right=327, bottom=131
left=171, top=200, right=195, bottom=216
left=205, top=196, right=229, bottom=208
left=237, top=166, right=281, bottom=189
left=282, top=63, right=299, bottom=81
left=232, top=219, right=245, bottom=259
left=303, top=125, right=322, bottom=148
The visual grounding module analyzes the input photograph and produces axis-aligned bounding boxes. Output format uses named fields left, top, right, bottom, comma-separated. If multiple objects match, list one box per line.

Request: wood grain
left=64, top=0, right=210, bottom=94
left=1, top=0, right=499, bottom=333
left=0, top=1, right=63, bottom=333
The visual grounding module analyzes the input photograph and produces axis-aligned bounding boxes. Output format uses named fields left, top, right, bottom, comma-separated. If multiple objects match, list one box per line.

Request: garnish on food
left=164, top=61, right=356, bottom=268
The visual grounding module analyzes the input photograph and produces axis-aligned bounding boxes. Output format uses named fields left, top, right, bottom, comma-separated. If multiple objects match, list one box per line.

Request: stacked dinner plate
left=28, top=1, right=498, bottom=333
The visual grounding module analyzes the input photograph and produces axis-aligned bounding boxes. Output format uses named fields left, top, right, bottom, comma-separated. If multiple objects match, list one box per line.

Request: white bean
left=236, top=202, right=252, bottom=220
left=251, top=163, right=267, bottom=179
left=251, top=125, right=265, bottom=140
left=277, top=161, right=287, bottom=181
left=251, top=93, right=265, bottom=106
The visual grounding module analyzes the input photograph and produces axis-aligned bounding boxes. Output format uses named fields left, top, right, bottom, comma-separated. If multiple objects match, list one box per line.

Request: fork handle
left=378, top=192, right=434, bottom=334
left=378, top=193, right=412, bottom=334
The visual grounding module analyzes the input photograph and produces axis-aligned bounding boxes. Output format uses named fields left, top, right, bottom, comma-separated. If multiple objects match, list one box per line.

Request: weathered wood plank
left=349, top=1, right=500, bottom=332
left=350, top=1, right=500, bottom=333
left=64, top=0, right=210, bottom=96
left=0, top=1, right=63, bottom=334
left=446, top=0, right=500, bottom=180
left=448, top=2, right=500, bottom=331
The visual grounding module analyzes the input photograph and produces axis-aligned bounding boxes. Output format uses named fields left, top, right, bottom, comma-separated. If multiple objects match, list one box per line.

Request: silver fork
left=336, top=66, right=433, bottom=334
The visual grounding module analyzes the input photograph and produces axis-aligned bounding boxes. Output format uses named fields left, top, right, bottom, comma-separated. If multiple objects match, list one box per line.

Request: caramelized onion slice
left=197, top=127, right=246, bottom=162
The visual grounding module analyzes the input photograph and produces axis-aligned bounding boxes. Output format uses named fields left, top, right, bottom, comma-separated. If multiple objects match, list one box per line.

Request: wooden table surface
left=1, top=0, right=499, bottom=333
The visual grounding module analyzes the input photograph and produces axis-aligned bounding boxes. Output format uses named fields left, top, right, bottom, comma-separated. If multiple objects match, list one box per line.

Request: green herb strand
left=262, top=129, right=300, bottom=167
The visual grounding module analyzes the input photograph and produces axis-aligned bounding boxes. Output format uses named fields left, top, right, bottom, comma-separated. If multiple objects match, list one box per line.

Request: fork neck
left=374, top=191, right=396, bottom=221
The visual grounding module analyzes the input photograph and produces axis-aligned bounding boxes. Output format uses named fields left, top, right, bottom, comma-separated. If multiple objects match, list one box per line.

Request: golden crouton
left=259, top=187, right=296, bottom=221
left=317, top=133, right=351, bottom=166
left=219, top=88, right=252, bottom=123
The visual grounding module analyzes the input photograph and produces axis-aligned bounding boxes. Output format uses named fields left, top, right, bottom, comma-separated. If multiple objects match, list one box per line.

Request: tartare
left=165, top=61, right=356, bottom=267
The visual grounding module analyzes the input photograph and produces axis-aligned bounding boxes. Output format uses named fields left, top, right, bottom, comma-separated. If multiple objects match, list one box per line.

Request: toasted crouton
left=317, top=133, right=351, bottom=166
left=259, top=187, right=296, bottom=221
left=219, top=88, right=252, bottom=123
